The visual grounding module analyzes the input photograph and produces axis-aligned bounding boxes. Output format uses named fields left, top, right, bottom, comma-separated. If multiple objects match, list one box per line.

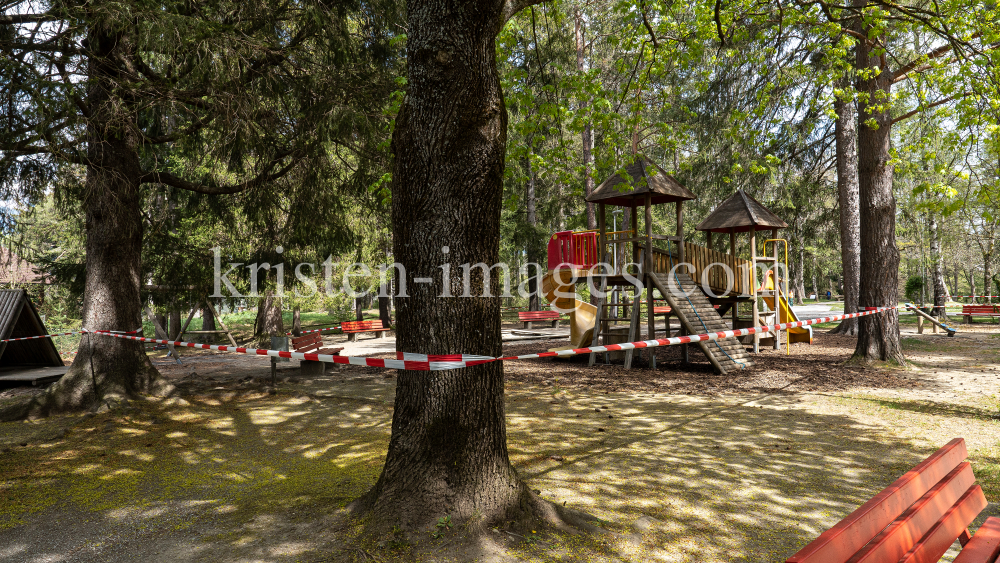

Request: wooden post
left=631, top=201, right=639, bottom=271
left=750, top=226, right=759, bottom=353
left=772, top=229, right=780, bottom=350
left=729, top=231, right=738, bottom=330
left=205, top=299, right=239, bottom=347
left=676, top=201, right=685, bottom=264
left=706, top=230, right=713, bottom=250
left=645, top=193, right=655, bottom=367
left=599, top=203, right=607, bottom=263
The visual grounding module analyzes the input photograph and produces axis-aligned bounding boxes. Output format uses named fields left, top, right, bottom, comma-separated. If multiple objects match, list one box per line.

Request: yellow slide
left=541, top=271, right=598, bottom=348
left=760, top=270, right=813, bottom=344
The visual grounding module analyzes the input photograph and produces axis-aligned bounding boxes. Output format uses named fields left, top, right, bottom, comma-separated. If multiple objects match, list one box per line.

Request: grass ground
left=1, top=324, right=998, bottom=562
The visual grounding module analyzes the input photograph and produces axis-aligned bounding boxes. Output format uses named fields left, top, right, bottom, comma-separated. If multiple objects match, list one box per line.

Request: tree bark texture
left=353, top=0, right=537, bottom=533
left=378, top=284, right=393, bottom=327
left=575, top=6, right=595, bottom=230
left=169, top=308, right=183, bottom=340
left=201, top=304, right=216, bottom=343
left=31, top=25, right=162, bottom=415
left=292, top=306, right=302, bottom=337
left=929, top=214, right=947, bottom=317
left=831, top=81, right=861, bottom=335
left=853, top=22, right=904, bottom=364
left=257, top=291, right=283, bottom=345
left=525, top=154, right=540, bottom=311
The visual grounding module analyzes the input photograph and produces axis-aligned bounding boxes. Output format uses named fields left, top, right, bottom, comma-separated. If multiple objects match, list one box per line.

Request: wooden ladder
left=649, top=272, right=752, bottom=374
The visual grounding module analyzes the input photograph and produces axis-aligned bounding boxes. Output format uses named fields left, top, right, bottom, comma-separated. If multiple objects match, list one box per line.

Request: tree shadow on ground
left=502, top=385, right=989, bottom=562
left=0, top=369, right=994, bottom=563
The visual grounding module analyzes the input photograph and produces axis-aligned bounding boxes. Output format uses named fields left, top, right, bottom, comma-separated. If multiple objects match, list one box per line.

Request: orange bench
left=341, top=319, right=389, bottom=341
left=518, top=310, right=560, bottom=329
left=962, top=305, right=1000, bottom=323
left=786, top=438, right=1000, bottom=563
left=292, top=333, right=343, bottom=375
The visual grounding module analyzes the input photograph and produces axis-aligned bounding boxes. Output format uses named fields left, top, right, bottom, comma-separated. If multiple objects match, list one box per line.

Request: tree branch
left=892, top=42, right=954, bottom=82
left=503, top=0, right=548, bottom=25
left=0, top=13, right=60, bottom=25
left=639, top=0, right=660, bottom=48
left=139, top=153, right=300, bottom=194
left=891, top=91, right=972, bottom=124
left=715, top=0, right=726, bottom=46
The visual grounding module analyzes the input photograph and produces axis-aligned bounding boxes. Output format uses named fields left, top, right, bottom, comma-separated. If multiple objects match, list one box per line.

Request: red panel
left=292, top=333, right=321, bottom=346
left=848, top=463, right=975, bottom=563
left=342, top=320, right=386, bottom=332
left=952, top=517, right=1000, bottom=563
left=899, top=485, right=988, bottom=563
left=786, top=438, right=968, bottom=563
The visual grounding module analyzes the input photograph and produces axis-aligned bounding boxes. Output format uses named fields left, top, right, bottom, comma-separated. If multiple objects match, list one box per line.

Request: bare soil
left=0, top=328, right=997, bottom=562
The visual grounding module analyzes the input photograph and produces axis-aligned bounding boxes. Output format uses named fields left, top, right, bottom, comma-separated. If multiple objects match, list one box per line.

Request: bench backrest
left=292, top=333, right=322, bottom=353
left=787, top=438, right=987, bottom=563
left=342, top=320, right=386, bottom=332
left=962, top=305, right=999, bottom=311
left=518, top=310, right=560, bottom=320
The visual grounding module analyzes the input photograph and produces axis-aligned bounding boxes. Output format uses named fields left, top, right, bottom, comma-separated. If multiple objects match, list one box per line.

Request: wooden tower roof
left=695, top=189, right=788, bottom=233
left=586, top=156, right=696, bottom=206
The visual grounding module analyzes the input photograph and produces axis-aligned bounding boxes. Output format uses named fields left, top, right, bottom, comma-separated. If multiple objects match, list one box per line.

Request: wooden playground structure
left=541, top=155, right=811, bottom=374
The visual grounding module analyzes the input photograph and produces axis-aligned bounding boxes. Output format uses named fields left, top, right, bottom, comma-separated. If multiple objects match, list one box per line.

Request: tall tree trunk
left=292, top=306, right=302, bottom=337
left=378, top=283, right=393, bottom=327
left=26, top=26, right=162, bottom=417
left=794, top=243, right=806, bottom=305
left=169, top=307, right=183, bottom=340
left=257, top=291, right=283, bottom=346
left=201, top=303, right=216, bottom=343
left=526, top=154, right=540, bottom=311
left=984, top=250, right=994, bottom=302
left=154, top=312, right=168, bottom=339
left=831, top=78, right=861, bottom=335
left=852, top=18, right=904, bottom=364
left=352, top=0, right=549, bottom=534
left=929, top=214, right=947, bottom=318
left=811, top=255, right=819, bottom=300
left=575, top=6, right=595, bottom=230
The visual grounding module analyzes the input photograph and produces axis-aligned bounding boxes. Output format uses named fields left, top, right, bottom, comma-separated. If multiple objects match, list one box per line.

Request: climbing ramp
left=649, top=272, right=752, bottom=374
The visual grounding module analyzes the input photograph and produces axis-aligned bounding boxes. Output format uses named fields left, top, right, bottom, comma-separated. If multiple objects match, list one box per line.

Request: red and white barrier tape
left=91, top=305, right=900, bottom=371
left=286, top=326, right=341, bottom=336
left=0, top=330, right=85, bottom=343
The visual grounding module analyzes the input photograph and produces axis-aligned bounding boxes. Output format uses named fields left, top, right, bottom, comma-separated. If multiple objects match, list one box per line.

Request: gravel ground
left=0, top=327, right=997, bottom=562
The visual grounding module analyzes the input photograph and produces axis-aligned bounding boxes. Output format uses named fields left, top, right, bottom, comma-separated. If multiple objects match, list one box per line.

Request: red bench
left=342, top=319, right=389, bottom=341
left=787, top=438, right=999, bottom=563
left=518, top=310, right=560, bottom=329
left=292, top=333, right=343, bottom=375
left=962, top=305, right=1000, bottom=323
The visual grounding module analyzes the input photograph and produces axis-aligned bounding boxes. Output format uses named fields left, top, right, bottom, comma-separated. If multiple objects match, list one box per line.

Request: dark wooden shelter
left=0, top=289, right=66, bottom=386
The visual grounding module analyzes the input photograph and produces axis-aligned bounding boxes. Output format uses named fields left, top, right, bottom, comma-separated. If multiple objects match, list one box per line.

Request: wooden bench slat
left=518, top=311, right=560, bottom=319
left=342, top=320, right=386, bottom=332
left=849, top=462, right=976, bottom=563
left=899, top=485, right=988, bottom=563
left=952, top=517, right=1000, bottom=563
left=787, top=438, right=968, bottom=563
left=292, top=333, right=321, bottom=347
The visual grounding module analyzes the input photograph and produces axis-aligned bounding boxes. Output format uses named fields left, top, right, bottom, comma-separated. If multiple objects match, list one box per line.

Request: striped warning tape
left=92, top=305, right=900, bottom=371
left=0, top=330, right=85, bottom=343
left=286, top=326, right=341, bottom=336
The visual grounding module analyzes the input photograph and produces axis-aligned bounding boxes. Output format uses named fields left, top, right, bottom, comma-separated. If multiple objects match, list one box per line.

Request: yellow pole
left=764, top=239, right=789, bottom=355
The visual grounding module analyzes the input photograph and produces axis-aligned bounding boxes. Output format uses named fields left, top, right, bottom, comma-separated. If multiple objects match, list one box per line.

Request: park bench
left=518, top=310, right=560, bottom=329
left=961, top=304, right=1000, bottom=323
left=786, top=437, right=1000, bottom=563
left=291, top=333, right=343, bottom=376
left=341, top=319, right=389, bottom=341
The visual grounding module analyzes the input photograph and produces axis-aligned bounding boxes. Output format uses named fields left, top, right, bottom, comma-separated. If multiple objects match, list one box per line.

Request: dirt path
left=0, top=329, right=997, bottom=562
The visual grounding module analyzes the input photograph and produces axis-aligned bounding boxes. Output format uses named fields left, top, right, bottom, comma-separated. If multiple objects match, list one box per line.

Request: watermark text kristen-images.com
left=210, top=247, right=783, bottom=314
